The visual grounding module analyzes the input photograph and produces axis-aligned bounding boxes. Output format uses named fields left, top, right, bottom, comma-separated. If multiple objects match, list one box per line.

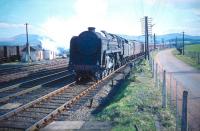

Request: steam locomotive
left=69, top=27, right=144, bottom=81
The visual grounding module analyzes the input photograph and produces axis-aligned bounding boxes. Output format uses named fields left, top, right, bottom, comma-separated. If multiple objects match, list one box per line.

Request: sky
left=0, top=0, right=200, bottom=49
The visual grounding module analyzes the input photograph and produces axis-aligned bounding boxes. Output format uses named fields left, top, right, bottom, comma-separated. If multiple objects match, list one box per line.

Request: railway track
left=0, top=71, right=74, bottom=103
left=0, top=68, right=69, bottom=92
left=0, top=60, right=130, bottom=131
left=0, top=61, right=68, bottom=83
left=0, top=66, right=68, bottom=88
left=0, top=55, right=144, bottom=130
left=0, top=73, right=74, bottom=116
left=0, top=70, right=72, bottom=100
left=0, top=63, right=37, bottom=74
left=0, top=59, right=67, bottom=75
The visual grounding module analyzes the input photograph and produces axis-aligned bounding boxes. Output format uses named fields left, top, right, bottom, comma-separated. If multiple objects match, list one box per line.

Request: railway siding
left=0, top=69, right=69, bottom=93
left=0, top=59, right=67, bottom=83
left=0, top=73, right=74, bottom=103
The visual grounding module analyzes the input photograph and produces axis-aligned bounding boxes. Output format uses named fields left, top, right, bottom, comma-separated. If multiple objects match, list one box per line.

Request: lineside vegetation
left=96, top=60, right=176, bottom=130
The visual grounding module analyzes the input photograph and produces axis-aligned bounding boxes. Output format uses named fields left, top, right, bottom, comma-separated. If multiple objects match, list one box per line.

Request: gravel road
left=155, top=49, right=200, bottom=130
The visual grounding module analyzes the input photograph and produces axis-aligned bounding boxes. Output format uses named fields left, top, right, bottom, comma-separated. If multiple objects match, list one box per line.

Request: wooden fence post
left=112, top=79, right=114, bottom=87
left=181, top=91, right=188, bottom=131
left=152, top=59, right=154, bottom=78
left=89, top=98, right=93, bottom=108
left=162, top=70, right=167, bottom=108
left=155, top=63, right=158, bottom=88
left=170, top=73, right=172, bottom=109
left=176, top=81, right=179, bottom=131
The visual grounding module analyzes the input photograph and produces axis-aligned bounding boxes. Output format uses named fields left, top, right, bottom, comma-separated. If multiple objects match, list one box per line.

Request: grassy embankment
left=95, top=60, right=175, bottom=131
left=173, top=44, right=200, bottom=69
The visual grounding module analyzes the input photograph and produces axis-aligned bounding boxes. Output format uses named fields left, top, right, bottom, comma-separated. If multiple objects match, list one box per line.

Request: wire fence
left=184, top=51, right=200, bottom=64
left=149, top=49, right=200, bottom=131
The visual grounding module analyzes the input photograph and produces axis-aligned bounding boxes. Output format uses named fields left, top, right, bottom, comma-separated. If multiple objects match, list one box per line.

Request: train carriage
left=0, top=46, right=21, bottom=63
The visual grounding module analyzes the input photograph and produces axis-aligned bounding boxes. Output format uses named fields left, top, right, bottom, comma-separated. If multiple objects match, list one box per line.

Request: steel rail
left=0, top=69, right=69, bottom=93
left=0, top=54, right=145, bottom=130
left=0, top=59, right=67, bottom=73
left=0, top=82, right=75, bottom=121
left=1, top=63, right=67, bottom=77
left=0, top=63, right=67, bottom=82
left=26, top=59, right=135, bottom=131
left=0, top=73, right=74, bottom=103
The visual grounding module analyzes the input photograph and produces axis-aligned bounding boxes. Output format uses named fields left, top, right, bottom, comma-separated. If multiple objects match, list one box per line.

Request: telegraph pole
left=145, top=16, right=149, bottom=59
left=162, top=38, right=164, bottom=48
left=25, top=23, right=30, bottom=63
left=183, top=32, right=185, bottom=55
left=141, top=16, right=152, bottom=60
left=176, top=37, right=177, bottom=48
left=153, top=33, right=156, bottom=49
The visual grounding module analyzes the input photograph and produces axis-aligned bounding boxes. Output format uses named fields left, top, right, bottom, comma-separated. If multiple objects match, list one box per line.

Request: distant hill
left=0, top=34, right=69, bottom=54
left=119, top=33, right=200, bottom=44
left=0, top=34, right=42, bottom=46
left=1, top=33, right=200, bottom=48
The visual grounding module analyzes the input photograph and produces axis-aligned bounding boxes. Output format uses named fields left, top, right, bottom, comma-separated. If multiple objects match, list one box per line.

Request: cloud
left=74, top=0, right=107, bottom=18
left=39, top=0, right=141, bottom=49
left=40, top=37, right=58, bottom=52
left=37, top=0, right=200, bottom=49
left=190, top=8, right=200, bottom=16
left=0, top=22, right=24, bottom=28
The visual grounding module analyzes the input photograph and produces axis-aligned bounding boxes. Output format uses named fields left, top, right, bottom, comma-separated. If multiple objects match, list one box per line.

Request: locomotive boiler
left=69, top=27, right=144, bottom=81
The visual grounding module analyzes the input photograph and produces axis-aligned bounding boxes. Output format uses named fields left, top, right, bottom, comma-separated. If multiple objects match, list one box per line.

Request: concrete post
left=162, top=70, right=167, bottom=108
left=181, top=91, right=188, bottom=131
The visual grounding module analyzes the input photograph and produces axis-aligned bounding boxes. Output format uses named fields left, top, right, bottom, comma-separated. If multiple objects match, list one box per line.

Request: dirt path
left=155, top=49, right=200, bottom=130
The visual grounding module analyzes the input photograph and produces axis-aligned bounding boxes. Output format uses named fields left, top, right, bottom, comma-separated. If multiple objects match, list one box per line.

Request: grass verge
left=172, top=49, right=200, bottom=70
left=95, top=60, right=176, bottom=130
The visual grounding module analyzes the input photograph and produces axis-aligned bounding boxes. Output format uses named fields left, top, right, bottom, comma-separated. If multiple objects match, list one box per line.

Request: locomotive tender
left=69, top=27, right=144, bottom=81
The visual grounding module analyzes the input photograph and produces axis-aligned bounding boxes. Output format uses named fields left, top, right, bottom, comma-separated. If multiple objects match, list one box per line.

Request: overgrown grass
left=95, top=60, right=176, bottom=130
left=151, top=49, right=159, bottom=59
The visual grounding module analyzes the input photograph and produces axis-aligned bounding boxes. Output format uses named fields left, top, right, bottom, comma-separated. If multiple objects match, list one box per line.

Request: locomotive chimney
left=88, top=27, right=95, bottom=32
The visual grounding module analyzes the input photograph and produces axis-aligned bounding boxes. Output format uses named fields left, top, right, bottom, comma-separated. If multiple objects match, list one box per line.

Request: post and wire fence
left=184, top=51, right=200, bottom=64
left=149, top=48, right=200, bottom=131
